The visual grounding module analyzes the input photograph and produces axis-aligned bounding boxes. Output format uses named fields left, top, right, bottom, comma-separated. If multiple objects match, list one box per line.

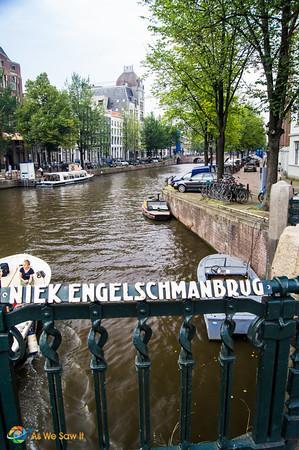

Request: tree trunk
left=217, top=127, right=225, bottom=179
left=262, top=116, right=284, bottom=210
left=204, top=131, right=209, bottom=165
left=216, top=82, right=225, bottom=180
left=263, top=135, right=280, bottom=210
left=80, top=147, right=84, bottom=167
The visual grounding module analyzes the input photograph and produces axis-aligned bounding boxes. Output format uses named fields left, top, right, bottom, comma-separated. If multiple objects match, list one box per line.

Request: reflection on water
left=0, top=165, right=258, bottom=449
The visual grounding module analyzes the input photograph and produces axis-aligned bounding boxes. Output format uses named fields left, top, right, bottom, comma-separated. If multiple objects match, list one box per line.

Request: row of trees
left=0, top=73, right=177, bottom=163
left=0, top=71, right=265, bottom=166
left=142, top=0, right=299, bottom=208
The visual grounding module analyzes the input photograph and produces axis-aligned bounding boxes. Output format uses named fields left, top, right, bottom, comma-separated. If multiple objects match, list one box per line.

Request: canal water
left=0, top=165, right=258, bottom=449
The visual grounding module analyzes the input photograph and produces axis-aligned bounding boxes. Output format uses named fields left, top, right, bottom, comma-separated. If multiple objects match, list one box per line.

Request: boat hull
left=0, top=253, right=51, bottom=287
left=37, top=174, right=93, bottom=187
left=0, top=253, right=51, bottom=356
left=142, top=207, right=171, bottom=221
left=204, top=313, right=256, bottom=340
left=197, top=253, right=261, bottom=340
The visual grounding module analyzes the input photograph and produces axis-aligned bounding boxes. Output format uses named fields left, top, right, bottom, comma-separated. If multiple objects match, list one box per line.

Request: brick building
left=0, top=47, right=25, bottom=170
left=0, top=47, right=23, bottom=101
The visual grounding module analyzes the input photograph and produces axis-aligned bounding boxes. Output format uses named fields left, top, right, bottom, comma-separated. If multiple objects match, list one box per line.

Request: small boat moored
left=197, top=253, right=261, bottom=340
left=142, top=194, right=171, bottom=221
left=36, top=169, right=94, bottom=187
left=0, top=253, right=51, bottom=357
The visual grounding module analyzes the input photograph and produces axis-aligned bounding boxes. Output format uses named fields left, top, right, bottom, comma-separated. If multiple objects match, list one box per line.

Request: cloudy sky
left=0, top=0, right=159, bottom=113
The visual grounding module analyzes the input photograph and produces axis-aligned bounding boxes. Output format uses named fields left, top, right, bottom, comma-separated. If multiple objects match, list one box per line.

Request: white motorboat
left=142, top=194, right=171, bottom=221
left=36, top=169, right=94, bottom=187
left=197, top=254, right=261, bottom=340
left=0, top=253, right=51, bottom=355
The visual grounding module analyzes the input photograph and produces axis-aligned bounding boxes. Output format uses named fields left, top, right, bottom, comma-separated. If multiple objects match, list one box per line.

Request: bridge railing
left=0, top=277, right=298, bottom=450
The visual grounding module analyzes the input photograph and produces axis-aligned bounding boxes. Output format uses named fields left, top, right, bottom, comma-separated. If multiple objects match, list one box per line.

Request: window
left=295, top=142, right=299, bottom=165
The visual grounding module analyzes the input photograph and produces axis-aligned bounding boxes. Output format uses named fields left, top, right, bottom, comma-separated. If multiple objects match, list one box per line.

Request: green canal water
left=0, top=165, right=258, bottom=449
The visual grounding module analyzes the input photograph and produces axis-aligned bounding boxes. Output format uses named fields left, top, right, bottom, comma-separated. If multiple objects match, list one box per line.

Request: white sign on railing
left=0, top=279, right=270, bottom=304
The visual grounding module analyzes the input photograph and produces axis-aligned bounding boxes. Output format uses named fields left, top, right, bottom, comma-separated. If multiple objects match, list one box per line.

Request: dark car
left=174, top=172, right=216, bottom=193
left=244, top=161, right=257, bottom=172
left=168, top=165, right=216, bottom=187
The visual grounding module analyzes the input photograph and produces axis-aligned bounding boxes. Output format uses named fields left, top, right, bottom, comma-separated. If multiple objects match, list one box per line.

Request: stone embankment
left=91, top=159, right=174, bottom=177
left=0, top=159, right=176, bottom=189
left=163, top=186, right=269, bottom=278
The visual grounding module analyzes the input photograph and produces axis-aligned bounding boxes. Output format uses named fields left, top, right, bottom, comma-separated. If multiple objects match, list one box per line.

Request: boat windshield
left=206, top=274, right=248, bottom=281
left=147, top=201, right=169, bottom=211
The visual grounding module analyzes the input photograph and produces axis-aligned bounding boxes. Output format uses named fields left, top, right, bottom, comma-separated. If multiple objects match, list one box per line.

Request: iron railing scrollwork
left=133, top=301, right=152, bottom=450
left=0, top=277, right=298, bottom=450
left=217, top=300, right=236, bottom=449
left=39, top=305, right=67, bottom=450
left=88, top=303, right=109, bottom=450
left=178, top=301, right=196, bottom=448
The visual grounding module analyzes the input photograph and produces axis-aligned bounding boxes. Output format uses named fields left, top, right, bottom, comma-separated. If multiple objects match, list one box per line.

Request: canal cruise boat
left=197, top=253, right=262, bottom=340
left=142, top=194, right=171, bottom=221
left=36, top=170, right=94, bottom=187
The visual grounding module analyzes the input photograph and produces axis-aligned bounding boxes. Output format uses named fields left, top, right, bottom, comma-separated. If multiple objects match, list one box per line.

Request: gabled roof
left=0, top=47, right=9, bottom=59
left=92, top=85, right=135, bottom=111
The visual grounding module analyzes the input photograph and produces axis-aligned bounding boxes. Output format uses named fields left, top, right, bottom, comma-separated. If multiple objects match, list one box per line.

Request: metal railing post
left=39, top=305, right=67, bottom=450
left=133, top=302, right=152, bottom=450
left=88, top=303, right=110, bottom=449
left=178, top=301, right=195, bottom=448
left=283, top=320, right=299, bottom=447
left=252, top=281, right=297, bottom=444
left=0, top=306, right=26, bottom=450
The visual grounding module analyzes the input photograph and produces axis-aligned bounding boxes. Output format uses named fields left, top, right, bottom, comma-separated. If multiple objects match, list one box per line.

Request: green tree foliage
left=237, top=106, right=266, bottom=153
left=67, top=73, right=109, bottom=165
left=0, top=88, right=18, bottom=157
left=141, top=113, right=172, bottom=157
left=123, top=109, right=140, bottom=159
left=142, top=0, right=252, bottom=177
left=16, top=73, right=76, bottom=159
left=227, top=0, right=299, bottom=207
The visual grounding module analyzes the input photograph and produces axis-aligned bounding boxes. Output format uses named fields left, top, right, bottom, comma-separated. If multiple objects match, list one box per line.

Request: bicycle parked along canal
left=201, top=175, right=251, bottom=204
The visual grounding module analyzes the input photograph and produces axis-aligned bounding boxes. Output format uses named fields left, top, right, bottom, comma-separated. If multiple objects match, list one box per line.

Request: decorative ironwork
left=283, top=319, right=299, bottom=442
left=0, top=277, right=298, bottom=450
left=39, top=305, right=66, bottom=450
left=178, top=302, right=196, bottom=447
left=217, top=306, right=236, bottom=448
left=88, top=304, right=109, bottom=449
left=133, top=302, right=152, bottom=449
left=8, top=325, right=26, bottom=363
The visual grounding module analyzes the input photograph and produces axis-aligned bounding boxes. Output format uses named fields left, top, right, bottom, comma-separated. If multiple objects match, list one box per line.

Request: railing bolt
left=44, top=312, right=50, bottom=318
left=185, top=306, right=191, bottom=312
left=140, top=308, right=146, bottom=314
left=93, top=310, right=98, bottom=316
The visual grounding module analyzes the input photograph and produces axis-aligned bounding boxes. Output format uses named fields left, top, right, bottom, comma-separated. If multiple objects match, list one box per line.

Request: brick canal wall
left=92, top=159, right=175, bottom=177
left=163, top=188, right=269, bottom=278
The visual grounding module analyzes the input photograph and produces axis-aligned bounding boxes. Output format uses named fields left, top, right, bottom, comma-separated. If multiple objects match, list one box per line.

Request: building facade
left=0, top=47, right=23, bottom=101
left=92, top=66, right=144, bottom=160
left=0, top=47, right=25, bottom=170
left=279, top=114, right=299, bottom=180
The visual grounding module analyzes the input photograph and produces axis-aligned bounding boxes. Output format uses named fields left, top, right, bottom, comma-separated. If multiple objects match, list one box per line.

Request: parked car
left=174, top=172, right=216, bottom=193
left=244, top=161, right=257, bottom=172
left=114, top=160, right=129, bottom=166
left=167, top=165, right=216, bottom=187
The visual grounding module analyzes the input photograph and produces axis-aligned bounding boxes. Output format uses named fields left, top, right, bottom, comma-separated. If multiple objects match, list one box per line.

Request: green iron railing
left=0, top=276, right=298, bottom=450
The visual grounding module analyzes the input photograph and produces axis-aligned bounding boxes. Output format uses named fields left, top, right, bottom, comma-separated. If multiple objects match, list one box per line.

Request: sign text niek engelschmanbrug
left=0, top=279, right=271, bottom=304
